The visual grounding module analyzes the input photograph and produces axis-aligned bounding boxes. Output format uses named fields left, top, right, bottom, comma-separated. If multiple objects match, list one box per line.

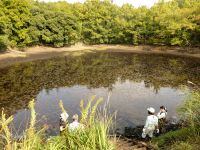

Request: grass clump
left=177, top=91, right=200, bottom=129
left=170, top=142, right=193, bottom=150
left=0, top=96, right=115, bottom=150
left=152, top=127, right=195, bottom=148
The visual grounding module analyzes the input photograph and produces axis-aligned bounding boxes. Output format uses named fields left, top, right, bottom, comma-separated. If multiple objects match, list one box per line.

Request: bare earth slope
left=0, top=45, right=199, bottom=68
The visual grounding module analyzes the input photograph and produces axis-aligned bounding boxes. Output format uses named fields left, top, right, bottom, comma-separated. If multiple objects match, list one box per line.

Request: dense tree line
left=0, top=0, right=199, bottom=51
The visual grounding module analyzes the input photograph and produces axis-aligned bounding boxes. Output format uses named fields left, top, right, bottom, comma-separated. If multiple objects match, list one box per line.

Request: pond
left=0, top=51, right=200, bottom=136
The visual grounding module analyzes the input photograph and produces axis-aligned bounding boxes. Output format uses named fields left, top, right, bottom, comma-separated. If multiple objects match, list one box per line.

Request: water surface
left=0, top=52, right=199, bottom=135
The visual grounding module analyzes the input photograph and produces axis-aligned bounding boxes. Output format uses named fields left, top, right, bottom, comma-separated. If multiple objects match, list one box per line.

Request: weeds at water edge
left=0, top=96, right=115, bottom=150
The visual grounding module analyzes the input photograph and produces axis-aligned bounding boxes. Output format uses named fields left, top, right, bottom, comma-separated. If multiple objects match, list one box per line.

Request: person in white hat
left=59, top=112, right=69, bottom=133
left=142, top=107, right=159, bottom=139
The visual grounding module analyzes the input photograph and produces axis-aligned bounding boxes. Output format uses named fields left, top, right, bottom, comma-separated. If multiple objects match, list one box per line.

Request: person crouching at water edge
left=69, top=114, right=84, bottom=132
left=60, top=112, right=69, bottom=133
left=142, top=107, right=159, bottom=139
left=157, top=106, right=167, bottom=133
left=157, top=106, right=167, bottom=120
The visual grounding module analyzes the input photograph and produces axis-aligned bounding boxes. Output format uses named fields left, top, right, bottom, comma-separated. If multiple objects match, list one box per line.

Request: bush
left=0, top=35, right=8, bottom=52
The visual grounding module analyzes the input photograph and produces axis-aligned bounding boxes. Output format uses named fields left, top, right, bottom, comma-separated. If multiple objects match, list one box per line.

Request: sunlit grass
left=0, top=96, right=115, bottom=150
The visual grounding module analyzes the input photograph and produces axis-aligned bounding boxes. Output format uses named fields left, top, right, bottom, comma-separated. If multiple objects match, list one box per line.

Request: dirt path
left=115, top=138, right=152, bottom=150
left=0, top=44, right=199, bottom=68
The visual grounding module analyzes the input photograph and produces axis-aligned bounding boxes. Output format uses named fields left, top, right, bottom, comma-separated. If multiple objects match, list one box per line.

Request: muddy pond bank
left=0, top=45, right=200, bottom=68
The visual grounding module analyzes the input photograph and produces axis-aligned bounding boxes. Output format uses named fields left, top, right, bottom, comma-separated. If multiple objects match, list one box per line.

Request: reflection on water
left=0, top=52, right=199, bottom=135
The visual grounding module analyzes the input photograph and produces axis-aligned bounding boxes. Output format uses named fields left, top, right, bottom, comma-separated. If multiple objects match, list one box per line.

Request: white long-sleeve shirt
left=157, top=111, right=167, bottom=119
left=144, top=115, right=158, bottom=129
left=69, top=121, right=84, bottom=131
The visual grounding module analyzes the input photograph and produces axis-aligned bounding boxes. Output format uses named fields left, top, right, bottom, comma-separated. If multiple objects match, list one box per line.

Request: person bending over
left=157, top=106, right=167, bottom=133
left=60, top=112, right=69, bottom=133
left=142, top=107, right=159, bottom=139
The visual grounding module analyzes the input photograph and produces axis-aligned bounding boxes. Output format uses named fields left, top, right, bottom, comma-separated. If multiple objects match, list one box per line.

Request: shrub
left=0, top=35, right=8, bottom=52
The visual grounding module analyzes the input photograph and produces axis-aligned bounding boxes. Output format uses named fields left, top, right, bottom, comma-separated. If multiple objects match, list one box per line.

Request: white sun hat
left=147, top=107, right=155, bottom=113
left=60, top=112, right=69, bottom=122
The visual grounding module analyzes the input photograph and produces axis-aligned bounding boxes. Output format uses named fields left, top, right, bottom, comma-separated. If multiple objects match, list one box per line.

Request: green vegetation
left=0, top=0, right=200, bottom=51
left=152, top=91, right=200, bottom=149
left=0, top=96, right=115, bottom=150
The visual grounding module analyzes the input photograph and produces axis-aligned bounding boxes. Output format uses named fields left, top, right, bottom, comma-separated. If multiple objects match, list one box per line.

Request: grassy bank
left=0, top=96, right=115, bottom=150
left=151, top=91, right=200, bottom=150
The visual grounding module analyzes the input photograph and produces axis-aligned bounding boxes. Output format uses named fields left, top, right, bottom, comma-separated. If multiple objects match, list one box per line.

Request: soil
left=0, top=44, right=199, bottom=68
left=116, top=138, right=149, bottom=150
left=115, top=120, right=183, bottom=150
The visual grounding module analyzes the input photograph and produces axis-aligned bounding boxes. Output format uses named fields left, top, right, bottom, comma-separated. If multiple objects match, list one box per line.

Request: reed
left=62, top=96, right=114, bottom=150
left=80, top=95, right=96, bottom=124
left=0, top=109, right=13, bottom=150
left=0, top=96, right=115, bottom=150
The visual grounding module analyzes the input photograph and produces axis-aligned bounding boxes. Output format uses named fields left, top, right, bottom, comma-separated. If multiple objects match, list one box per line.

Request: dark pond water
left=0, top=52, right=200, bottom=135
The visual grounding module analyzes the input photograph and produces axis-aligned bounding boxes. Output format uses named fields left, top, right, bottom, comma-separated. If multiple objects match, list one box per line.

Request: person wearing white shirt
left=157, top=106, right=167, bottom=120
left=142, top=107, right=159, bottom=139
left=69, top=114, right=84, bottom=132
left=59, top=112, right=69, bottom=133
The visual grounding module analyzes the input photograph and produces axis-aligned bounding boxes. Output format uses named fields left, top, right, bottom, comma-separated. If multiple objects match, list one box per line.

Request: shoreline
left=0, top=44, right=200, bottom=68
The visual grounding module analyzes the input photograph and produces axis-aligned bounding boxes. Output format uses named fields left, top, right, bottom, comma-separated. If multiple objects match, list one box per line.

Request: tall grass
left=61, top=96, right=114, bottom=150
left=177, top=91, right=200, bottom=130
left=0, top=109, right=13, bottom=150
left=0, top=96, right=115, bottom=150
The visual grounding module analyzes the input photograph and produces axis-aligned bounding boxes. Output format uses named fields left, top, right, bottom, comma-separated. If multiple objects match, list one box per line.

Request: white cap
left=147, top=107, right=155, bottom=113
left=60, top=112, right=69, bottom=122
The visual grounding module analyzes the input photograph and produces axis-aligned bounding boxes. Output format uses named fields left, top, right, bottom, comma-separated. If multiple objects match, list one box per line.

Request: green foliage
left=152, top=128, right=200, bottom=150
left=80, top=95, right=96, bottom=123
left=0, top=35, right=8, bottom=51
left=177, top=91, right=200, bottom=129
left=0, top=0, right=32, bottom=48
left=0, top=109, right=13, bottom=149
left=61, top=96, right=113, bottom=150
left=62, top=120, right=113, bottom=150
left=152, top=127, right=194, bottom=147
left=0, top=0, right=200, bottom=50
left=28, top=6, right=80, bottom=47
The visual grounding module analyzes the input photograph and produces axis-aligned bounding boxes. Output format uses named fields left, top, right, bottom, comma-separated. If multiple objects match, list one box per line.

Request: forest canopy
left=0, top=0, right=199, bottom=51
